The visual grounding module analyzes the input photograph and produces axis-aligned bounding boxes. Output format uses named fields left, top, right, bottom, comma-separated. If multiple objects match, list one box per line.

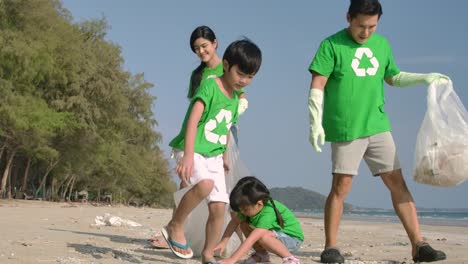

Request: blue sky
left=61, top=0, right=468, bottom=209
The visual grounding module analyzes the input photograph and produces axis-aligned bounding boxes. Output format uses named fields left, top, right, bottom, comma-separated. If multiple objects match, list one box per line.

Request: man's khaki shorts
left=331, top=131, right=401, bottom=176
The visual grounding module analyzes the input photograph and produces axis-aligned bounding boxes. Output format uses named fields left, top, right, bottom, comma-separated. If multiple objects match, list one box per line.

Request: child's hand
left=176, top=154, right=194, bottom=184
left=214, top=240, right=227, bottom=257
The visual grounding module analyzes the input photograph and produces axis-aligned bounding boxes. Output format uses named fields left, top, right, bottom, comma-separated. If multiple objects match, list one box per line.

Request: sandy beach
left=0, top=200, right=466, bottom=264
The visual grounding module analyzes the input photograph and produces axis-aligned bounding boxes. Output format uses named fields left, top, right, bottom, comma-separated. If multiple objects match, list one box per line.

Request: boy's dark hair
left=230, top=176, right=284, bottom=228
left=223, top=38, right=262, bottom=76
left=348, top=0, right=382, bottom=19
left=188, top=25, right=217, bottom=99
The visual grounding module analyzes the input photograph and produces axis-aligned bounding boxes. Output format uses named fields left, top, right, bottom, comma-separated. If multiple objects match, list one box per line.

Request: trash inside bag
left=174, top=129, right=250, bottom=256
left=413, top=80, right=468, bottom=187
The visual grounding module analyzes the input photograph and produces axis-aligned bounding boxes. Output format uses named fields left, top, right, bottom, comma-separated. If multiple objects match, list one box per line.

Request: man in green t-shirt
left=307, top=0, right=448, bottom=263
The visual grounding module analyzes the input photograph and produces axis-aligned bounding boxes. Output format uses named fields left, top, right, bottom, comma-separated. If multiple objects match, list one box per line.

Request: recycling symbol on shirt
left=351, top=47, right=379, bottom=77
left=204, top=109, right=232, bottom=145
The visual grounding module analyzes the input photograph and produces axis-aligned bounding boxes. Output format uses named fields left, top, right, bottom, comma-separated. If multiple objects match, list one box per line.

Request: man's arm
left=308, top=73, right=328, bottom=152
left=386, top=72, right=450, bottom=87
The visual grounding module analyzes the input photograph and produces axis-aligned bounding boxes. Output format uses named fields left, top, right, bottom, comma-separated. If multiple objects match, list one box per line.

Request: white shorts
left=174, top=151, right=229, bottom=204
left=331, top=131, right=401, bottom=176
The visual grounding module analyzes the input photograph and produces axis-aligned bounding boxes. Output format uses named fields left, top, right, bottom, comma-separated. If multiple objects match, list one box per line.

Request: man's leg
left=202, top=201, right=225, bottom=262
left=323, top=138, right=366, bottom=263
left=380, top=169, right=421, bottom=254
left=166, top=179, right=214, bottom=255
left=324, top=173, right=353, bottom=248
left=380, top=169, right=446, bottom=262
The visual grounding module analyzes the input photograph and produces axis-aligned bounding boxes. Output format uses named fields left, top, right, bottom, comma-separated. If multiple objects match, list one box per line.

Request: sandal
left=282, top=255, right=300, bottom=264
left=413, top=242, right=446, bottom=262
left=320, top=247, right=344, bottom=263
left=244, top=251, right=270, bottom=264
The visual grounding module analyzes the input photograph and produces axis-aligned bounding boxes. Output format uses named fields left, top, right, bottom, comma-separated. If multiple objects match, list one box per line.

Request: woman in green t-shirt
left=215, top=177, right=303, bottom=264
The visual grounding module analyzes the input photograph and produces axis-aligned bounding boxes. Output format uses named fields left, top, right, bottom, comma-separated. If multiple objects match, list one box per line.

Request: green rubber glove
left=392, top=71, right=450, bottom=87
left=308, top=88, right=325, bottom=152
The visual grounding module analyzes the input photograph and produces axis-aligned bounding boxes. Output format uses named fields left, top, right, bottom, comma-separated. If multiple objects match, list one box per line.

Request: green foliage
left=0, top=0, right=174, bottom=206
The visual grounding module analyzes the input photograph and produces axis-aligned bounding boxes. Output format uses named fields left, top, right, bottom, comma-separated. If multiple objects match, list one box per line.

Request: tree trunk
left=0, top=143, right=6, bottom=161
left=21, top=157, right=31, bottom=192
left=60, top=174, right=71, bottom=200
left=0, top=148, right=17, bottom=198
left=67, top=175, right=76, bottom=202
left=10, top=160, right=20, bottom=199
left=35, top=159, right=59, bottom=199
left=7, top=165, right=12, bottom=199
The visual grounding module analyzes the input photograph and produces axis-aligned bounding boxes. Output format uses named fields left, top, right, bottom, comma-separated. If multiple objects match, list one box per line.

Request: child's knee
left=208, top=202, right=225, bottom=218
left=194, top=179, right=215, bottom=196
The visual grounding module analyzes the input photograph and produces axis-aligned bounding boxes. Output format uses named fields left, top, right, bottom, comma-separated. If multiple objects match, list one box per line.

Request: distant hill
left=270, top=187, right=353, bottom=211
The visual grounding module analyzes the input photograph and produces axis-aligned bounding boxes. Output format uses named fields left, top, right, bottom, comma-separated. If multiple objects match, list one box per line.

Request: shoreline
left=295, top=212, right=468, bottom=228
left=1, top=200, right=467, bottom=263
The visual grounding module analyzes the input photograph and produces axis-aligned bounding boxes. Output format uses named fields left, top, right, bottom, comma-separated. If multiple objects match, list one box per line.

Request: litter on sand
left=94, top=213, right=142, bottom=227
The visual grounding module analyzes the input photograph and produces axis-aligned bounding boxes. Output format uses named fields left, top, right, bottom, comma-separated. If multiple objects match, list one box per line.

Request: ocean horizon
left=295, top=209, right=468, bottom=227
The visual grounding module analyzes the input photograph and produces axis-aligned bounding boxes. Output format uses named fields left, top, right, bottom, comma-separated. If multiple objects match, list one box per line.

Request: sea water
left=295, top=210, right=468, bottom=227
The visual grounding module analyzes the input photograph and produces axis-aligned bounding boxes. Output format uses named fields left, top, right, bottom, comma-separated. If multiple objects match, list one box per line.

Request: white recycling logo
left=204, top=109, right=232, bottom=145
left=351, top=47, right=379, bottom=76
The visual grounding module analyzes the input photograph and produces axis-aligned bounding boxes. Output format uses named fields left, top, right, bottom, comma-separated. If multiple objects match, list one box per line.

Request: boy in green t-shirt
left=162, top=39, right=262, bottom=264
left=307, top=0, right=448, bottom=263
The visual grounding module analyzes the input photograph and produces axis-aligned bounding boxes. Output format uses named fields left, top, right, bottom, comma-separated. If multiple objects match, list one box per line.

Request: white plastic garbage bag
left=174, top=130, right=251, bottom=257
left=413, top=80, right=468, bottom=186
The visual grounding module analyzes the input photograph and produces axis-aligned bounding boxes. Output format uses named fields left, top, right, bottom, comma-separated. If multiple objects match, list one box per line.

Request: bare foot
left=149, top=235, right=169, bottom=249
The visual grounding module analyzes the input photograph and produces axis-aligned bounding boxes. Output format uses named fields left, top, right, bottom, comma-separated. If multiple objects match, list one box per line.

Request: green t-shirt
left=188, top=62, right=224, bottom=97
left=189, top=62, right=244, bottom=99
left=237, top=200, right=304, bottom=241
left=203, top=62, right=224, bottom=81
left=170, top=78, right=239, bottom=156
left=309, top=29, right=400, bottom=142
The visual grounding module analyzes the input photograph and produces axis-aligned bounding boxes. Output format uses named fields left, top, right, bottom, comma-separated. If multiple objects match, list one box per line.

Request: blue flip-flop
left=161, top=226, right=193, bottom=259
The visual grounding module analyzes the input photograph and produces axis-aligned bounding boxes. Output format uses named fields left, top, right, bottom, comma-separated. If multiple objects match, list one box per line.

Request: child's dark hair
left=348, top=0, right=382, bottom=19
left=188, top=25, right=217, bottom=99
left=223, top=38, right=262, bottom=76
left=230, top=176, right=284, bottom=228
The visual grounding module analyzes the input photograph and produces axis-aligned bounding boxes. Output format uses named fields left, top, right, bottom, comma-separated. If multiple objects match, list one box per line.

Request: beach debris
left=386, top=241, right=409, bottom=246
left=94, top=213, right=142, bottom=227
left=56, top=257, right=84, bottom=264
